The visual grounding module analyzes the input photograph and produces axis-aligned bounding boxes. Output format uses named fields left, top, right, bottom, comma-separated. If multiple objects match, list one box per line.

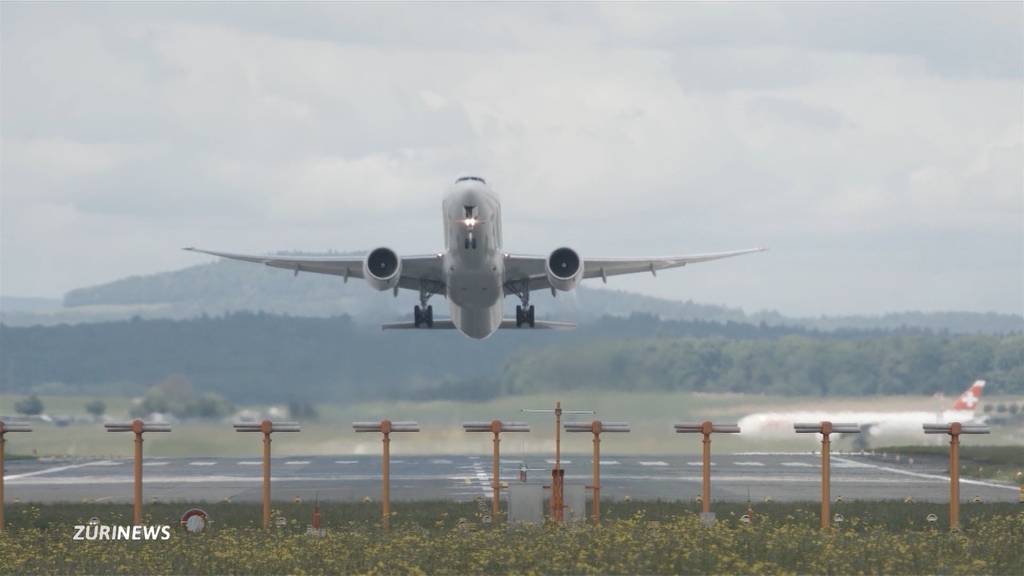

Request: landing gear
left=515, top=304, right=535, bottom=328
left=414, top=305, right=434, bottom=328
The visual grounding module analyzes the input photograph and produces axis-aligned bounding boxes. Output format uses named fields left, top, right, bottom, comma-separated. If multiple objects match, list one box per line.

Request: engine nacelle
left=545, top=247, right=583, bottom=292
left=363, top=247, right=402, bottom=291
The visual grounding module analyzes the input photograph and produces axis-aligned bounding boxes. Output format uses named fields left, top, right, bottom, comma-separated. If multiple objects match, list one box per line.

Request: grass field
left=1, top=501, right=1021, bottom=574
left=3, top=392, right=1022, bottom=458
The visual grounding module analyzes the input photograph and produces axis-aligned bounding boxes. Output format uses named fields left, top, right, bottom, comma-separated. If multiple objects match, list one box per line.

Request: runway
left=4, top=452, right=1018, bottom=503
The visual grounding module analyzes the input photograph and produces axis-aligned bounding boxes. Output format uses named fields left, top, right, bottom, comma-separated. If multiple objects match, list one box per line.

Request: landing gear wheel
left=425, top=305, right=434, bottom=328
left=527, top=305, right=535, bottom=327
left=515, top=305, right=524, bottom=328
left=414, top=305, right=423, bottom=327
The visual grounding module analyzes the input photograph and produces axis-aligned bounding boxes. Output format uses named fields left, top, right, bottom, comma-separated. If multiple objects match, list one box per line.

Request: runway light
left=675, top=421, right=740, bottom=519
left=564, top=420, right=631, bottom=523
left=235, top=419, right=302, bottom=530
left=927, top=513, right=938, bottom=524
left=462, top=420, right=530, bottom=520
left=104, top=419, right=172, bottom=525
left=922, top=422, right=990, bottom=531
left=353, top=419, right=420, bottom=529
left=794, top=421, right=861, bottom=530
left=522, top=402, right=595, bottom=522
left=0, top=419, right=32, bottom=532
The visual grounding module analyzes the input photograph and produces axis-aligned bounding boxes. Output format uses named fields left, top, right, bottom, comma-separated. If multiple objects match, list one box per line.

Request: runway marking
left=831, top=456, right=1019, bottom=492
left=546, top=459, right=572, bottom=464
left=189, top=461, right=217, bottom=466
left=640, top=461, right=670, bottom=467
left=285, top=461, right=311, bottom=465
left=471, top=462, right=491, bottom=498
left=334, top=460, right=358, bottom=464
left=238, top=461, right=262, bottom=466
left=600, top=460, right=621, bottom=465
left=500, top=459, right=523, bottom=464
left=686, top=462, right=715, bottom=467
left=391, top=460, right=407, bottom=464
left=734, top=461, right=764, bottom=467
left=782, top=462, right=815, bottom=467
left=430, top=459, right=454, bottom=465
left=87, top=461, right=123, bottom=466
left=4, top=460, right=117, bottom=480
left=143, top=462, right=169, bottom=467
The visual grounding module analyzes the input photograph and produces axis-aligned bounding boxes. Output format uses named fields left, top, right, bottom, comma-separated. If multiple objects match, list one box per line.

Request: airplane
left=186, top=175, right=765, bottom=339
left=737, top=380, right=987, bottom=437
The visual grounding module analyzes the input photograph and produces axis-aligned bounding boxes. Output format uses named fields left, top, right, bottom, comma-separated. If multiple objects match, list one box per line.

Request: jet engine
left=545, top=247, right=583, bottom=292
left=363, top=247, right=402, bottom=291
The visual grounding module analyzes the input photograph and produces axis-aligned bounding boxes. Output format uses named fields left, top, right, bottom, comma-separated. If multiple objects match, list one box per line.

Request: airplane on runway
left=186, top=175, right=765, bottom=339
left=737, top=380, right=988, bottom=437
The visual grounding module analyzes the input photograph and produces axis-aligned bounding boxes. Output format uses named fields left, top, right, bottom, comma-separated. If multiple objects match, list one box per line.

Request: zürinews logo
left=73, top=522, right=172, bottom=541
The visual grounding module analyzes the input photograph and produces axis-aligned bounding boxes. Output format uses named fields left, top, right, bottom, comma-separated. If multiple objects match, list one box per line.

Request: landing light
left=463, top=217, right=478, bottom=227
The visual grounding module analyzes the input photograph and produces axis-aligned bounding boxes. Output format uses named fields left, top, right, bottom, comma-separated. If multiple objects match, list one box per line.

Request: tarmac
left=4, top=452, right=1019, bottom=503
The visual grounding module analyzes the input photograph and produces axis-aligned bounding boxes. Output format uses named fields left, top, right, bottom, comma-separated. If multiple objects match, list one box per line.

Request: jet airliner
left=186, top=176, right=765, bottom=339
left=737, top=380, right=988, bottom=437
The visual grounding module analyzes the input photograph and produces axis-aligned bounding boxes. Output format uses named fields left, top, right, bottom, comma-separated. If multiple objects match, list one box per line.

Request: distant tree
left=288, top=398, right=318, bottom=420
left=85, top=399, right=107, bottom=418
left=14, top=395, right=44, bottom=416
left=1009, top=403, right=1020, bottom=416
left=983, top=404, right=993, bottom=414
left=996, top=403, right=1007, bottom=413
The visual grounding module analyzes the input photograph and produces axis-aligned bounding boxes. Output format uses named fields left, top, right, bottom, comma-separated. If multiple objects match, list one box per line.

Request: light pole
left=353, top=419, right=419, bottom=529
left=675, top=421, right=740, bottom=520
left=0, top=419, right=31, bottom=532
left=564, top=420, right=629, bottom=524
left=463, top=420, right=530, bottom=519
left=523, top=402, right=594, bottom=522
left=794, top=421, right=860, bottom=529
left=104, top=419, right=171, bottom=525
left=923, top=422, right=990, bottom=531
left=234, top=420, right=301, bottom=529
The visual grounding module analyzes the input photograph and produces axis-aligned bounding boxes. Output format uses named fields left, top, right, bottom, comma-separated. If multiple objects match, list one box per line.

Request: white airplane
left=737, top=380, right=987, bottom=437
left=186, top=176, right=765, bottom=339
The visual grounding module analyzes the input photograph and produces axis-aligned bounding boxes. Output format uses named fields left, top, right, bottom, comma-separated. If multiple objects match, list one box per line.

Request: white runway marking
left=546, top=459, right=572, bottom=464
left=640, top=461, right=670, bottom=467
left=334, top=460, right=358, bottom=464
left=285, top=461, right=310, bottom=465
left=734, top=461, right=765, bottom=467
left=471, top=462, right=491, bottom=498
left=391, top=460, right=407, bottom=464
left=238, top=461, right=262, bottom=466
left=189, top=461, right=217, bottom=466
left=600, top=460, right=621, bottom=465
left=430, top=459, right=454, bottom=465
left=4, top=460, right=116, bottom=480
left=500, top=459, right=523, bottom=464
left=782, top=462, right=815, bottom=467
left=143, top=462, right=169, bottom=467
left=686, top=462, right=715, bottom=467
left=88, top=461, right=123, bottom=466
left=832, top=456, right=1018, bottom=492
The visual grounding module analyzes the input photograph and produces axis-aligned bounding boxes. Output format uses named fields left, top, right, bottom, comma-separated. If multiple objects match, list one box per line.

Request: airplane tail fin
left=952, top=380, right=985, bottom=411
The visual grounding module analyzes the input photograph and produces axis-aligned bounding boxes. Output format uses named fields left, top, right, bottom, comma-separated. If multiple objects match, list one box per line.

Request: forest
left=2, top=312, right=1021, bottom=403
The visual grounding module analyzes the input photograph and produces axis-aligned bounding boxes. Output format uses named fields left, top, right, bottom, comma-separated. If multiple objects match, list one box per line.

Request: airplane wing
left=504, top=247, right=766, bottom=292
left=382, top=319, right=576, bottom=330
left=183, top=248, right=445, bottom=293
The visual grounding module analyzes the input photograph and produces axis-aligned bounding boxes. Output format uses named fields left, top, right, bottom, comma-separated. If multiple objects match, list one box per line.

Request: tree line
left=1, top=312, right=1021, bottom=403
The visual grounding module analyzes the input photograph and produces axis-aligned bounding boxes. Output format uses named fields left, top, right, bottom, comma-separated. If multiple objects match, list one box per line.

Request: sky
left=1, top=2, right=1021, bottom=316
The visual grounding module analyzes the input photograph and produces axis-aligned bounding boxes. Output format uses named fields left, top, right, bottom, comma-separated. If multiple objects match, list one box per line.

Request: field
left=1, top=501, right=1021, bottom=574
left=3, top=392, right=1022, bottom=458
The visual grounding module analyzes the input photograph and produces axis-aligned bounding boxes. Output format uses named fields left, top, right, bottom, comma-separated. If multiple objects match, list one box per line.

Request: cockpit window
left=455, top=176, right=486, bottom=185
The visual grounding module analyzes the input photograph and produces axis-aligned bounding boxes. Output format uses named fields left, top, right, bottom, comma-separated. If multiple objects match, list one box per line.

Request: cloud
left=1, top=3, right=1021, bottom=316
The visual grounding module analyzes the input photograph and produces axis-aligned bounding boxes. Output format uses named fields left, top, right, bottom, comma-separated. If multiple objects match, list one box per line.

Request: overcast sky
left=2, top=2, right=1021, bottom=316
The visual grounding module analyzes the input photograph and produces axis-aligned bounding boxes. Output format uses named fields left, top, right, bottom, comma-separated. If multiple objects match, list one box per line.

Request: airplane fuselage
left=441, top=178, right=505, bottom=339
